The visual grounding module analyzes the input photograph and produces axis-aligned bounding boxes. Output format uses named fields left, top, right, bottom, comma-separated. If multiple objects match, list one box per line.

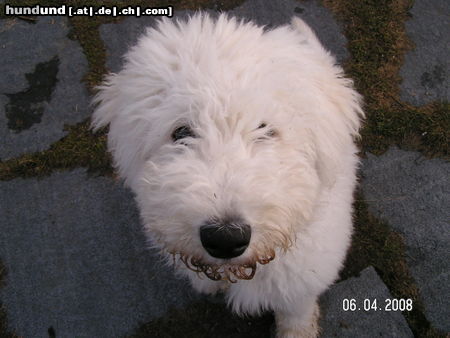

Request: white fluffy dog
left=93, top=13, right=363, bottom=338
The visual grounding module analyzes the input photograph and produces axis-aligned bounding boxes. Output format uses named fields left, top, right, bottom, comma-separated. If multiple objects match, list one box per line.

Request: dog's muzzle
left=200, top=218, right=251, bottom=259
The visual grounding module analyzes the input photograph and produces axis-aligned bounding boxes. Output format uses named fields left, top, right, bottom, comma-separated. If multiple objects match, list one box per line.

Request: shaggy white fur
left=92, top=13, right=363, bottom=338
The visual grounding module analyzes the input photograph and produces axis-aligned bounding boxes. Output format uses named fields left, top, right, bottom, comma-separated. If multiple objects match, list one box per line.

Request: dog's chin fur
left=174, top=250, right=275, bottom=283
left=92, top=13, right=364, bottom=337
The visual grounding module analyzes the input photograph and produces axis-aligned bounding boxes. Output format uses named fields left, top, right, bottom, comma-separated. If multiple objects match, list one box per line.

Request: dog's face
left=134, top=86, right=322, bottom=281
left=92, top=14, right=362, bottom=282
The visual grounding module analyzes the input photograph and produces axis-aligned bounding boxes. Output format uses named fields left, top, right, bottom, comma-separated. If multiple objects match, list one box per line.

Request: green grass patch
left=361, top=101, right=450, bottom=158
left=0, top=120, right=112, bottom=180
left=323, top=0, right=449, bottom=159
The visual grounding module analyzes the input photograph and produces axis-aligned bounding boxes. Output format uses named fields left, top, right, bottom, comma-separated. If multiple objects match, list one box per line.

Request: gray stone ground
left=0, top=0, right=449, bottom=337
left=361, top=148, right=450, bottom=332
left=399, top=0, right=450, bottom=106
left=0, top=169, right=200, bottom=337
left=0, top=16, right=91, bottom=160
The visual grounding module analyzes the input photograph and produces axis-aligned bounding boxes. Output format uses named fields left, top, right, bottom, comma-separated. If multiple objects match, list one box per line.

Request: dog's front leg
left=274, top=298, right=320, bottom=338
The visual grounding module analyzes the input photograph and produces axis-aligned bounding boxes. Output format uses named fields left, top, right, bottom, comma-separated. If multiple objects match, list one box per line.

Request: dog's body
left=93, top=14, right=363, bottom=338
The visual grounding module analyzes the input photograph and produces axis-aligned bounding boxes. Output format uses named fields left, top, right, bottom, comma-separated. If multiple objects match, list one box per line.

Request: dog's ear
left=290, top=17, right=325, bottom=51
left=312, top=77, right=364, bottom=186
left=290, top=17, right=364, bottom=186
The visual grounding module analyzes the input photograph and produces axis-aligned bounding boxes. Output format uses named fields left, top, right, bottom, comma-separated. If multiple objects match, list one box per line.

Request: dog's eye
left=171, top=125, right=195, bottom=142
left=256, top=122, right=277, bottom=138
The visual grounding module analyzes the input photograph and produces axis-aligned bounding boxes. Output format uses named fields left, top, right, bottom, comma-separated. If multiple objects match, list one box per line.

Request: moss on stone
left=0, top=120, right=112, bottom=180
left=323, top=0, right=449, bottom=159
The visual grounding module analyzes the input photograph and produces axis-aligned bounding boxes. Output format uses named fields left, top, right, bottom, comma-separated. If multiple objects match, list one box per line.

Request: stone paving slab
left=361, top=147, right=450, bottom=332
left=100, top=0, right=348, bottom=74
left=0, top=16, right=90, bottom=160
left=399, top=0, right=450, bottom=106
left=0, top=169, right=200, bottom=338
left=320, top=266, right=413, bottom=337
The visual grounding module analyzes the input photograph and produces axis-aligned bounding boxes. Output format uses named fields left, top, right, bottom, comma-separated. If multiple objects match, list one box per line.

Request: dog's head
left=92, top=14, right=363, bottom=282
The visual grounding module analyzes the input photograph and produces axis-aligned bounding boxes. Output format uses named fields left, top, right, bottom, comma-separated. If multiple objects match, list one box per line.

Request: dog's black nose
left=200, top=218, right=251, bottom=259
